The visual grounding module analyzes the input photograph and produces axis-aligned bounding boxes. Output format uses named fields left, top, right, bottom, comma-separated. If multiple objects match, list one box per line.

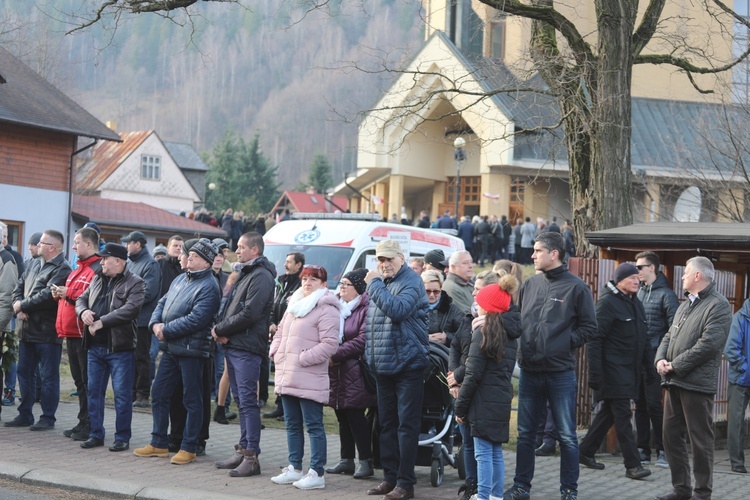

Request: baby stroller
left=416, top=341, right=463, bottom=486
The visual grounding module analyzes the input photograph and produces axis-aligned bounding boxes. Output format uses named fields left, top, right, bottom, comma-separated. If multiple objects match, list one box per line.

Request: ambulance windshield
left=264, top=245, right=355, bottom=289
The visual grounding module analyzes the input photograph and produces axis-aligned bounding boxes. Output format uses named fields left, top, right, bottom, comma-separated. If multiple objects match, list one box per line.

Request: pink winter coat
left=270, top=289, right=340, bottom=404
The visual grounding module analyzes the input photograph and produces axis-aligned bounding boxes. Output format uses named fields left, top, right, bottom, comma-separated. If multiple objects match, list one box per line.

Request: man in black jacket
left=123, top=231, right=162, bottom=407
left=6, top=230, right=70, bottom=430
left=75, top=243, right=145, bottom=451
left=504, top=232, right=597, bottom=500
left=212, top=232, right=276, bottom=477
left=634, top=251, right=679, bottom=468
left=578, top=263, right=652, bottom=479
left=263, top=251, right=304, bottom=419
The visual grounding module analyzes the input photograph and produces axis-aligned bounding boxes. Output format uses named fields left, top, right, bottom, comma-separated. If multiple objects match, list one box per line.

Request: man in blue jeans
left=364, top=239, right=430, bottom=500
left=75, top=243, right=145, bottom=451
left=6, top=230, right=70, bottom=431
left=133, top=239, right=220, bottom=465
left=504, top=232, right=597, bottom=500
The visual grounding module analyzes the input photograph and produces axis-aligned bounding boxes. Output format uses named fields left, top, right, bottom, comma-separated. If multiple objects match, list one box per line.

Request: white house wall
left=98, top=133, right=199, bottom=213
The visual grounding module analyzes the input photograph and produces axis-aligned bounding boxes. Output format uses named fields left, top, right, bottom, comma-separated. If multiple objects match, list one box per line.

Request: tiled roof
left=76, top=131, right=152, bottom=192
left=279, top=191, right=349, bottom=213
left=0, top=46, right=120, bottom=141
left=163, top=141, right=208, bottom=172
left=72, top=195, right=227, bottom=238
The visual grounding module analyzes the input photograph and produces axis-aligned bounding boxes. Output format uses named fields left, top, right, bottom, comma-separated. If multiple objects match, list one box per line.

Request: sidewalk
left=0, top=401, right=747, bottom=499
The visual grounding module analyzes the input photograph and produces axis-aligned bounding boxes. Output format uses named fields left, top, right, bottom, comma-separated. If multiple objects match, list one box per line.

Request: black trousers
left=635, top=366, right=664, bottom=456
left=335, top=407, right=373, bottom=460
left=133, top=327, right=151, bottom=400
left=66, top=338, right=89, bottom=426
left=579, top=398, right=640, bottom=469
left=169, top=356, right=213, bottom=448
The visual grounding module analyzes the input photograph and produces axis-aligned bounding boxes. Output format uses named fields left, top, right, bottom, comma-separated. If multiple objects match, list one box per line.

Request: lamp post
left=453, top=136, right=466, bottom=221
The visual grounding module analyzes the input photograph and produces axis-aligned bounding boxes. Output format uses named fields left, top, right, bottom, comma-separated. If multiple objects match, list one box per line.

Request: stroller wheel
left=430, top=458, right=444, bottom=487
left=456, top=443, right=466, bottom=480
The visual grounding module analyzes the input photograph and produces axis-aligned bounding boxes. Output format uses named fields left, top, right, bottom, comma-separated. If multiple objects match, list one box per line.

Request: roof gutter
left=67, top=139, right=97, bottom=260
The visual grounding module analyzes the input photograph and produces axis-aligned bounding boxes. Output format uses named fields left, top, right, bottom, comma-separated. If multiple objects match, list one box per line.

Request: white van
left=263, top=213, right=465, bottom=288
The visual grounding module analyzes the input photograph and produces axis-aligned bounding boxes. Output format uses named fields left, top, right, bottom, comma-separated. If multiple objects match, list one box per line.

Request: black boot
left=457, top=478, right=477, bottom=500
left=352, top=458, right=374, bottom=479
left=325, top=458, right=355, bottom=474
left=263, top=404, right=283, bottom=419
left=214, top=405, right=229, bottom=425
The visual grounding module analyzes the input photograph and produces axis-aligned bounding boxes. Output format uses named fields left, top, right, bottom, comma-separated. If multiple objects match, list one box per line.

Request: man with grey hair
left=654, top=256, right=732, bottom=500
left=0, top=224, right=19, bottom=419
left=441, top=250, right=474, bottom=315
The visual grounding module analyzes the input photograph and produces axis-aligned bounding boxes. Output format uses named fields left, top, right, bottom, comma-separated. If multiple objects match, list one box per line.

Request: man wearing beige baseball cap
left=363, top=239, right=429, bottom=500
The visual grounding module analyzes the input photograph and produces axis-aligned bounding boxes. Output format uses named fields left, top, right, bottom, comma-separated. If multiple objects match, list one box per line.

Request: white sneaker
left=271, top=464, right=304, bottom=484
left=292, top=469, right=325, bottom=490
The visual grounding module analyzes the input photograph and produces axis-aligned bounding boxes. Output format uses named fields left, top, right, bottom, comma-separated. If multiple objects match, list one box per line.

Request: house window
left=733, top=0, right=750, bottom=103
left=141, top=155, right=161, bottom=180
left=490, top=20, right=505, bottom=60
left=0, top=219, right=23, bottom=253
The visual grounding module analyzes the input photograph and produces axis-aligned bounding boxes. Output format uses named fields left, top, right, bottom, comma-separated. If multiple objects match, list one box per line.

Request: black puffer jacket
left=517, top=265, right=597, bottom=372
left=427, top=291, right=464, bottom=347
left=454, top=313, right=521, bottom=444
left=77, top=270, right=145, bottom=353
left=656, top=283, right=732, bottom=395
left=127, top=247, right=162, bottom=327
left=637, top=273, right=680, bottom=351
left=271, top=272, right=302, bottom=326
left=214, top=256, right=277, bottom=356
left=589, top=282, right=650, bottom=401
left=13, top=253, right=70, bottom=344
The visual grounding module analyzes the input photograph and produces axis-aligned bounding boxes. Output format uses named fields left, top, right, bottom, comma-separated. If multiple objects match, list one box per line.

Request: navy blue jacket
left=725, top=298, right=750, bottom=387
left=150, top=267, right=220, bottom=358
left=365, top=264, right=429, bottom=375
left=128, top=247, right=162, bottom=327
left=637, top=272, right=679, bottom=351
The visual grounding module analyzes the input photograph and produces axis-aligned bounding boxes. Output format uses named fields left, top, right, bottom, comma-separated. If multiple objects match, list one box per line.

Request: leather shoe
left=29, top=421, right=54, bottom=431
left=109, top=440, right=129, bottom=452
left=731, top=464, right=747, bottom=473
left=81, top=437, right=104, bottom=449
left=366, top=481, right=395, bottom=496
left=654, top=493, right=692, bottom=500
left=384, top=486, right=414, bottom=499
left=535, top=442, right=556, bottom=456
left=4, top=417, right=32, bottom=428
left=625, top=465, right=651, bottom=479
left=263, top=406, right=283, bottom=419
left=579, top=455, right=605, bottom=470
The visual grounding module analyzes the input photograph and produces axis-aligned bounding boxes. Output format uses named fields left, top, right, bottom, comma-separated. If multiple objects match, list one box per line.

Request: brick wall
left=0, top=122, right=74, bottom=192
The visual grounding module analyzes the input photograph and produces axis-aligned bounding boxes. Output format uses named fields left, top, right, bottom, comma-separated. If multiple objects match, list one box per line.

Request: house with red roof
left=76, top=130, right=203, bottom=214
left=270, top=189, right=349, bottom=217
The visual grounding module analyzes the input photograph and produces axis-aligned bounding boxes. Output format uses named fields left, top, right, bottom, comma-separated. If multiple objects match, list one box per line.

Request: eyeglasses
left=635, top=264, right=651, bottom=270
left=38, top=242, right=54, bottom=246
left=339, top=282, right=352, bottom=288
left=425, top=289, right=441, bottom=295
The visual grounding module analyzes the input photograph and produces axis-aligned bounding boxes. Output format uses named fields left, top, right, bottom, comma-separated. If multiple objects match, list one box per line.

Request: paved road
left=0, top=401, right=747, bottom=499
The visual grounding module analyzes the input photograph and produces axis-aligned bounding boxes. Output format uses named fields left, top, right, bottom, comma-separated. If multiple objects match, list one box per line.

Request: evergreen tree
left=306, top=153, right=333, bottom=194
left=239, top=133, right=282, bottom=213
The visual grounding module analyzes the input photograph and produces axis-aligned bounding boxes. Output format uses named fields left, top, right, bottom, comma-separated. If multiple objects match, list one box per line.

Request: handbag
left=358, top=356, right=377, bottom=394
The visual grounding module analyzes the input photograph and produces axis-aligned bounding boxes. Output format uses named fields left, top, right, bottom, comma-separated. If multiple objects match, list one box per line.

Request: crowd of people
left=0, top=217, right=748, bottom=500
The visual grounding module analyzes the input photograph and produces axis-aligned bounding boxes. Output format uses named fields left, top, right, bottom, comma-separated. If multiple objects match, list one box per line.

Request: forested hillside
left=1, top=0, right=424, bottom=188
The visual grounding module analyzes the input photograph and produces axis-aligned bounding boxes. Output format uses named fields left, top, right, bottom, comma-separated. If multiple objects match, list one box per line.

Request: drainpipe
left=67, top=138, right=97, bottom=260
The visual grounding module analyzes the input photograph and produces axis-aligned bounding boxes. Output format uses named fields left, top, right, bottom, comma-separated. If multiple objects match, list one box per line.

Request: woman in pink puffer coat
left=269, top=265, right=340, bottom=490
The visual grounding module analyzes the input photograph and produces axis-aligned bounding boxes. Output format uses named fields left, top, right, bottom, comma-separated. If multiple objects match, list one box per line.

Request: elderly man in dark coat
left=578, top=263, right=652, bottom=480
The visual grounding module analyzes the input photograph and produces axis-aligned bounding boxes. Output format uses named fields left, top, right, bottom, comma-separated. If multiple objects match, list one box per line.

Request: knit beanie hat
left=475, top=274, right=519, bottom=314
left=189, top=238, right=218, bottom=265
left=152, top=244, right=168, bottom=258
left=614, top=263, right=638, bottom=284
left=181, top=238, right=199, bottom=256
left=343, top=268, right=368, bottom=295
left=476, top=284, right=511, bottom=314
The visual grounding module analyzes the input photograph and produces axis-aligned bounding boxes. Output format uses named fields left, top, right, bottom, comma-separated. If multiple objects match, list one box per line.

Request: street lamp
left=453, top=136, right=466, bottom=220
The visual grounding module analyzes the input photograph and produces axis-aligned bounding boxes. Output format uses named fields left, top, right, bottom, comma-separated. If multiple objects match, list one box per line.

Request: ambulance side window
left=353, top=250, right=376, bottom=271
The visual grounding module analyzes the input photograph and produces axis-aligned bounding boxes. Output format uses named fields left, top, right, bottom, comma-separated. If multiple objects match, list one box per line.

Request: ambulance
left=263, top=213, right=465, bottom=289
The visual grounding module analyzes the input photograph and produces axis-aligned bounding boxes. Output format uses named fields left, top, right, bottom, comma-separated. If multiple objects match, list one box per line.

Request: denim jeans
left=514, top=369, right=579, bottom=493
left=376, top=368, right=424, bottom=491
left=150, top=352, right=204, bottom=453
left=149, top=333, right=159, bottom=381
left=17, top=340, right=62, bottom=425
left=225, top=347, right=261, bottom=454
left=281, top=395, right=327, bottom=476
left=474, top=437, right=504, bottom=500
left=87, top=346, right=134, bottom=442
left=459, top=421, right=478, bottom=482
left=4, top=360, right=17, bottom=396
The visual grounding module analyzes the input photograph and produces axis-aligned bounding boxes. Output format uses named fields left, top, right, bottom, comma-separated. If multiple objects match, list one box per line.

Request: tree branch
left=632, top=0, right=666, bottom=57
